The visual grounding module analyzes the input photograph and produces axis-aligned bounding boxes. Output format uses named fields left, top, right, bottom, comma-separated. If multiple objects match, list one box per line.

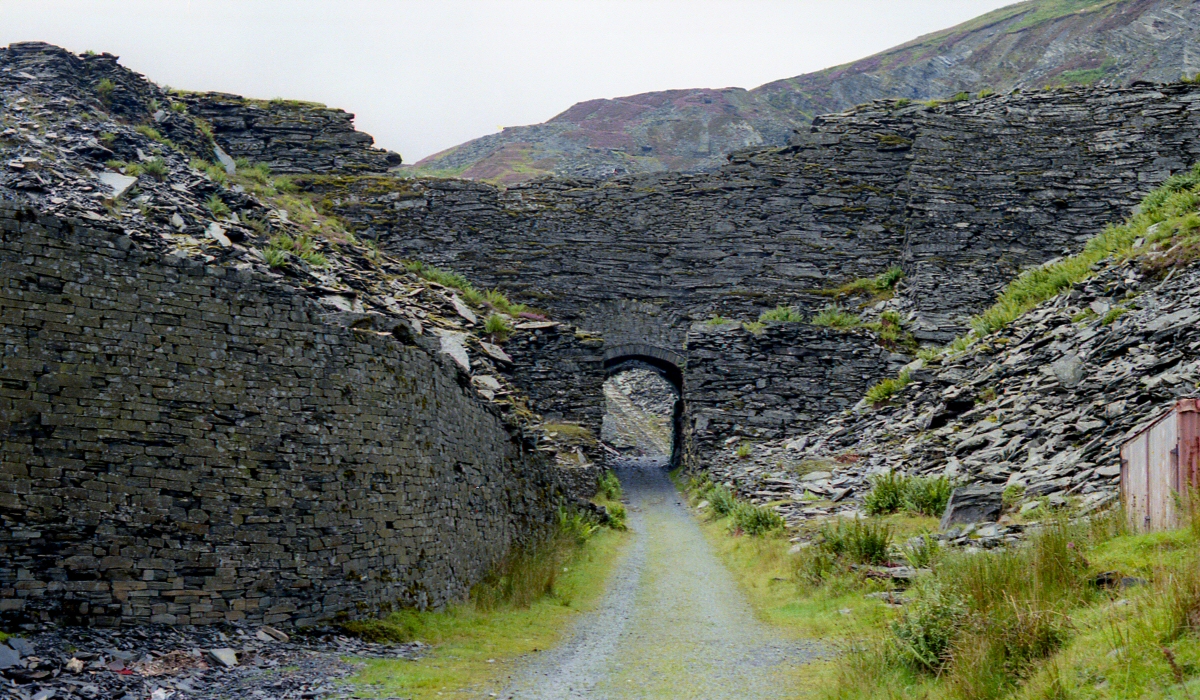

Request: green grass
left=811, top=306, right=862, bottom=329
left=864, top=369, right=912, bottom=406
left=760, top=305, right=805, bottom=323
left=351, top=520, right=628, bottom=700
left=95, top=78, right=115, bottom=103
left=821, top=266, right=905, bottom=300
left=864, top=472, right=954, bottom=517
left=483, top=313, right=511, bottom=340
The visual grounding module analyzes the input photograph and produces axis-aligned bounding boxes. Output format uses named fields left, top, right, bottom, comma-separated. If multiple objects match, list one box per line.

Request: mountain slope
left=406, top=0, right=1200, bottom=185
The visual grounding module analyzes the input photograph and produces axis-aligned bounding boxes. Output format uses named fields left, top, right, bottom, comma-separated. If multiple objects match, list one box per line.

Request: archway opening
left=601, top=357, right=683, bottom=466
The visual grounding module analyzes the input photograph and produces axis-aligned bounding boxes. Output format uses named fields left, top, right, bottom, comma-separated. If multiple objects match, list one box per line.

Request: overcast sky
left=0, top=1, right=1016, bottom=162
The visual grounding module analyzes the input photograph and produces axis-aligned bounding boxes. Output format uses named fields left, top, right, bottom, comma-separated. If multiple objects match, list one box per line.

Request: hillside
left=406, top=0, right=1200, bottom=185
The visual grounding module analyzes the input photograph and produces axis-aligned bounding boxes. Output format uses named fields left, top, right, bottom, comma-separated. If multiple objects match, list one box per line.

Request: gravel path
left=499, top=457, right=821, bottom=699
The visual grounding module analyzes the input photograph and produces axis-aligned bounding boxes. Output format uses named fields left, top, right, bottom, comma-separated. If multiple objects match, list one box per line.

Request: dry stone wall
left=686, top=323, right=906, bottom=452
left=308, top=83, right=1200, bottom=349
left=0, top=202, right=575, bottom=627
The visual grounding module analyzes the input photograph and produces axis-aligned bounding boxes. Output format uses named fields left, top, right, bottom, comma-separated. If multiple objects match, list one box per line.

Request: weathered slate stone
left=940, top=484, right=1005, bottom=530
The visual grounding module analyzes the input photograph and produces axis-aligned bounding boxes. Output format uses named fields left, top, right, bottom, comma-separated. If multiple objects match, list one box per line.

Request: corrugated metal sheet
left=1121, top=399, right=1200, bottom=532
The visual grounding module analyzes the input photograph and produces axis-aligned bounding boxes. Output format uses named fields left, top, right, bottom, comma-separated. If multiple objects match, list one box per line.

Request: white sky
left=0, top=1, right=1016, bottom=162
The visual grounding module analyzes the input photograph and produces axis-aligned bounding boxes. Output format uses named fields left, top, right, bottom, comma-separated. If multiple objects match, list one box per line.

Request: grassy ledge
left=348, top=507, right=628, bottom=699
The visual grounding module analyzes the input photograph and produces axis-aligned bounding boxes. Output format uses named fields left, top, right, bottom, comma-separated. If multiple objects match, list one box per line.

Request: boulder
left=940, top=483, right=1004, bottom=530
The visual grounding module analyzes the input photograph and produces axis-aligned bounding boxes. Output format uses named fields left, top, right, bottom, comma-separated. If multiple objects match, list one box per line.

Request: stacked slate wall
left=685, top=323, right=906, bottom=453
left=0, top=203, right=575, bottom=627
left=307, top=83, right=1200, bottom=348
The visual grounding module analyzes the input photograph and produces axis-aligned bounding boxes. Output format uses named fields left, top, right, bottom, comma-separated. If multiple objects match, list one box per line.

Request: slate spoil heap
left=0, top=623, right=420, bottom=700
left=708, top=254, right=1200, bottom=545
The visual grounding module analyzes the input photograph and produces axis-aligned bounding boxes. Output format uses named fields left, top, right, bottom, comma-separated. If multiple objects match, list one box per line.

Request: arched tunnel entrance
left=601, top=345, right=685, bottom=468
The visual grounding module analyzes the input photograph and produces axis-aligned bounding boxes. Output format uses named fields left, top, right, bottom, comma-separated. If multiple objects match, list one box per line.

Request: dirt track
left=498, top=457, right=820, bottom=699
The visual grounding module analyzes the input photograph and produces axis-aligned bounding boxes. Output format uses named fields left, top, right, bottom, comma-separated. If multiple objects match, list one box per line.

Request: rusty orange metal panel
left=1121, top=399, right=1200, bottom=532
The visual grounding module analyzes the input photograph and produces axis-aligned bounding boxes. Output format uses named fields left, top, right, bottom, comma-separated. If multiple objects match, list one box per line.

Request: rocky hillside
left=407, top=0, right=1200, bottom=185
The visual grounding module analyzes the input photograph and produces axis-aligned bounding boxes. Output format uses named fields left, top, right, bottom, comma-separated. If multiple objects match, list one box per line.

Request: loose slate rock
left=205, top=648, right=239, bottom=668
left=940, top=483, right=1004, bottom=530
left=0, top=643, right=20, bottom=669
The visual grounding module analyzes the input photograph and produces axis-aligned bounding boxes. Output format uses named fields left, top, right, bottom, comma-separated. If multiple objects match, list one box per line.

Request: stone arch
left=602, top=345, right=687, bottom=468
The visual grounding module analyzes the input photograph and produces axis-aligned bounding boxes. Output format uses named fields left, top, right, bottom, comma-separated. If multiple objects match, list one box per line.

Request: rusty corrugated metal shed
left=1121, top=398, right=1200, bottom=532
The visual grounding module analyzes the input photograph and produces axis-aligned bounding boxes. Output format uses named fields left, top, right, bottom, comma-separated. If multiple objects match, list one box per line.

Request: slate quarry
left=3, top=37, right=1200, bottom=641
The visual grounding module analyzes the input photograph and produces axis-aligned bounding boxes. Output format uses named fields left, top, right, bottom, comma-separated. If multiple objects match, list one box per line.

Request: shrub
left=889, top=580, right=966, bottom=672
left=705, top=484, right=738, bottom=516
left=605, top=502, right=628, bottom=530
left=864, top=471, right=908, bottom=515
left=903, top=476, right=954, bottom=517
left=759, top=305, right=804, bottom=322
left=205, top=194, right=230, bottom=218
left=597, top=471, right=621, bottom=500
left=819, top=519, right=893, bottom=564
left=864, top=370, right=911, bottom=406
left=730, top=502, right=785, bottom=536
left=811, top=306, right=861, bottom=328
left=140, top=157, right=167, bottom=180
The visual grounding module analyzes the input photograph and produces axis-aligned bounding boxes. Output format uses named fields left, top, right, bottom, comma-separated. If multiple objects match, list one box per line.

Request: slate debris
left=0, top=623, right=422, bottom=700
left=704, top=254, right=1200, bottom=546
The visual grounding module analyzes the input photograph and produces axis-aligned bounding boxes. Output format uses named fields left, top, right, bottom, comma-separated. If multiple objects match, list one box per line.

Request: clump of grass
left=864, top=369, right=912, bottom=406
left=472, top=508, right=600, bottom=612
left=205, top=193, right=230, bottom=218
left=864, top=311, right=916, bottom=351
left=403, top=260, right=486, bottom=305
left=735, top=442, right=753, bottom=459
left=811, top=306, right=862, bottom=329
left=864, top=471, right=953, bottom=517
left=863, top=471, right=908, bottom=515
left=916, top=346, right=943, bottom=364
left=484, top=314, right=512, bottom=340
left=950, top=91, right=970, bottom=102
left=705, top=315, right=733, bottom=326
left=889, top=578, right=965, bottom=672
left=903, top=476, right=954, bottom=517
left=484, top=289, right=527, bottom=316
left=95, top=78, right=115, bottom=103
left=140, top=157, right=167, bottom=180
left=743, top=320, right=765, bottom=334
left=759, top=305, right=805, bottom=323
left=597, top=471, right=621, bottom=500
left=263, top=247, right=288, bottom=268
left=905, top=534, right=942, bottom=569
left=730, top=501, right=784, bottom=536
left=818, top=519, right=894, bottom=565
left=823, top=266, right=905, bottom=299
left=135, top=124, right=171, bottom=146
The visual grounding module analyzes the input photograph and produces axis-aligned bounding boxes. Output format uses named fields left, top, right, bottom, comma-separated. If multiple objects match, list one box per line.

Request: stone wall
left=304, top=83, right=1200, bottom=349
left=685, top=322, right=906, bottom=453
left=0, top=203, right=575, bottom=627
left=184, top=93, right=402, bottom=174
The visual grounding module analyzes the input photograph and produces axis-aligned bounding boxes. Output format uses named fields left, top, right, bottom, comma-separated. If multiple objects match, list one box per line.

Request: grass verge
left=351, top=516, right=628, bottom=699
left=675, top=469, right=1200, bottom=698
